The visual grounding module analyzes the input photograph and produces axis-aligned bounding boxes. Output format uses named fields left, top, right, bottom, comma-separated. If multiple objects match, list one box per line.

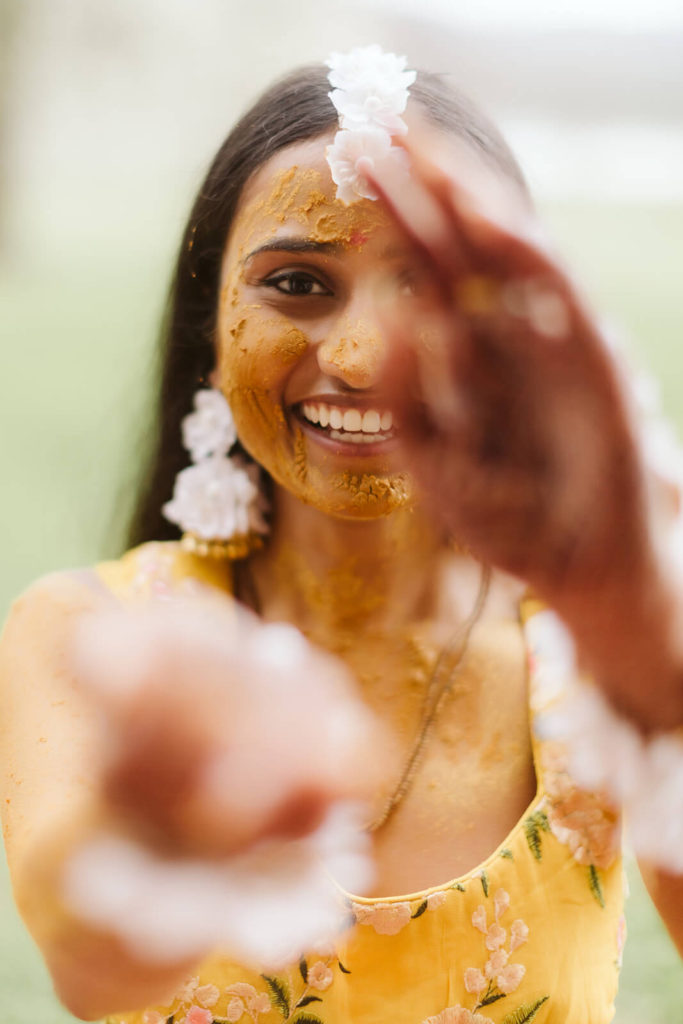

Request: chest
left=347, top=620, right=538, bottom=896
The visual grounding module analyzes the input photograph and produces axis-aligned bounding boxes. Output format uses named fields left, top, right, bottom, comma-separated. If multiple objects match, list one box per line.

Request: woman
left=1, top=49, right=681, bottom=1024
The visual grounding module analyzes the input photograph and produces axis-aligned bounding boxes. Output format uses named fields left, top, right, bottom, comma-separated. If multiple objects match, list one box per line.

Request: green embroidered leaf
left=412, top=899, right=428, bottom=919
left=500, top=847, right=514, bottom=860
left=338, top=960, right=351, bottom=974
left=262, top=974, right=291, bottom=1017
left=450, top=881, right=466, bottom=892
left=524, top=816, right=543, bottom=861
left=480, top=870, right=489, bottom=897
left=535, top=810, right=550, bottom=832
left=166, top=1017, right=174, bottom=1024
left=296, top=995, right=323, bottom=1008
left=479, top=991, right=506, bottom=1007
left=501, top=995, right=549, bottom=1023
left=291, top=1015, right=325, bottom=1024
left=299, top=958, right=308, bottom=983
left=588, top=864, right=605, bottom=908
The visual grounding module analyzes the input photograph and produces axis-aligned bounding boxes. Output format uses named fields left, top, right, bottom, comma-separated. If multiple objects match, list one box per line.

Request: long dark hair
left=126, top=64, right=527, bottom=550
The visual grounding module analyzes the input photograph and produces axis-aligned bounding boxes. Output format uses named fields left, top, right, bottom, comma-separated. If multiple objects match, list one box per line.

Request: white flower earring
left=162, top=388, right=269, bottom=559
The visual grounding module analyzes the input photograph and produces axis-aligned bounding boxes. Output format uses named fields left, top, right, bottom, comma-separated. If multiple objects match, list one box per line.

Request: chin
left=302, top=469, right=414, bottom=520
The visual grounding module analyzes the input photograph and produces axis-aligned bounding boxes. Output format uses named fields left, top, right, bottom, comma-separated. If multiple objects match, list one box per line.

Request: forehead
left=225, top=135, right=391, bottom=257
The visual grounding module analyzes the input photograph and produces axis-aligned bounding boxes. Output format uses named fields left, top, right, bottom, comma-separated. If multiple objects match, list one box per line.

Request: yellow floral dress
left=97, top=543, right=626, bottom=1024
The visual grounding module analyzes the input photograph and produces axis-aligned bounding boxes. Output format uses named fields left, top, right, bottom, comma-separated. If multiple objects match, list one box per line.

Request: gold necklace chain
left=364, top=563, right=492, bottom=833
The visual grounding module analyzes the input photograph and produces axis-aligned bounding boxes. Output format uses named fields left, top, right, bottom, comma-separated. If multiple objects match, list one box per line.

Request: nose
left=316, top=308, right=388, bottom=390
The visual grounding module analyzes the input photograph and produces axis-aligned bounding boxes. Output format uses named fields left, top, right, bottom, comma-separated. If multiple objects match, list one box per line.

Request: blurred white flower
left=182, top=388, right=237, bottom=462
left=64, top=802, right=372, bottom=969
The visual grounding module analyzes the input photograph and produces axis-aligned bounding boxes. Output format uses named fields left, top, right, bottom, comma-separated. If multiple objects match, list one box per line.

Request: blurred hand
left=369, top=135, right=653, bottom=601
left=73, top=592, right=379, bottom=859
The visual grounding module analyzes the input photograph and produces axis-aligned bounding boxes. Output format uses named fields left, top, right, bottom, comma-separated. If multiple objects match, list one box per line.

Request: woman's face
left=215, top=135, right=424, bottom=520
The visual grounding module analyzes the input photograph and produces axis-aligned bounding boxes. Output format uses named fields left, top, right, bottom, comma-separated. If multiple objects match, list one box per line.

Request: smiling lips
left=299, top=401, right=395, bottom=445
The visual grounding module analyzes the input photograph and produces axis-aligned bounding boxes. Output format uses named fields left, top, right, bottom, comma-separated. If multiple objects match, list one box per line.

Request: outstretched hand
left=368, top=135, right=683, bottom=730
left=370, top=135, right=651, bottom=600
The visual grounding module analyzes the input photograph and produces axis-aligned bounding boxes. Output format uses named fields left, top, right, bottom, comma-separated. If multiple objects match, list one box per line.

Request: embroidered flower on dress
left=185, top=1008, right=213, bottom=1024
left=176, top=978, right=220, bottom=1009
left=352, top=900, right=412, bottom=935
left=427, top=890, right=447, bottom=911
left=541, top=742, right=619, bottom=870
left=464, top=890, right=529, bottom=1009
left=307, top=960, right=335, bottom=990
left=143, top=1012, right=165, bottom=1024
left=224, top=981, right=271, bottom=1020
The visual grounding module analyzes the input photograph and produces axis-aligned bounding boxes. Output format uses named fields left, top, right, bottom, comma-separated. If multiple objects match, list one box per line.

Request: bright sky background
left=369, top=0, right=683, bottom=31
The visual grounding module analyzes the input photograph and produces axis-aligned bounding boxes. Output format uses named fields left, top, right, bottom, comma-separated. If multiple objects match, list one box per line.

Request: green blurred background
left=1, top=1, right=682, bottom=1020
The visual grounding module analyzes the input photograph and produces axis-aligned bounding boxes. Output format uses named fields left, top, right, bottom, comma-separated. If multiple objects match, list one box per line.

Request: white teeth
left=343, top=409, right=362, bottom=432
left=301, top=402, right=395, bottom=437
left=303, top=402, right=319, bottom=425
left=362, top=410, right=380, bottom=432
left=329, top=430, right=391, bottom=444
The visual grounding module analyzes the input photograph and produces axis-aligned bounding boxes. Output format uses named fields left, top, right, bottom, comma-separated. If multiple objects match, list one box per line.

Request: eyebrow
left=245, top=238, right=341, bottom=260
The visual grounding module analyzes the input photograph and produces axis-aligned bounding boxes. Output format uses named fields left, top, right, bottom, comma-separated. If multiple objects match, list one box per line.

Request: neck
left=244, top=485, right=451, bottom=639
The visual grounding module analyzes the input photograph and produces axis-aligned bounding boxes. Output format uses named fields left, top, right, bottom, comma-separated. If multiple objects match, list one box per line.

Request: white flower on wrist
left=182, top=388, right=237, bottom=461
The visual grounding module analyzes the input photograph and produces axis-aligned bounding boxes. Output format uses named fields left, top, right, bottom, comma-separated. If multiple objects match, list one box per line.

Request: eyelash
left=262, top=270, right=333, bottom=297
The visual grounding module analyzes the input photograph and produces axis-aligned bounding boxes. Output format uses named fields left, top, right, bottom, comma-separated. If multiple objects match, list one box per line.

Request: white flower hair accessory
left=163, top=388, right=268, bottom=559
left=325, top=44, right=416, bottom=204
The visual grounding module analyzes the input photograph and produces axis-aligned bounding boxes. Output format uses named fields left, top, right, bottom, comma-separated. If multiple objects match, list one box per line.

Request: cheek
left=216, top=302, right=308, bottom=451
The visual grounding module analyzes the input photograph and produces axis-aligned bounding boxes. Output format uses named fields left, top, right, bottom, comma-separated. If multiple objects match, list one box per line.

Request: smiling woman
left=1, top=47, right=682, bottom=1024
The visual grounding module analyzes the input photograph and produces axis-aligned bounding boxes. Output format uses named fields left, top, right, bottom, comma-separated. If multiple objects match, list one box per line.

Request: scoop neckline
left=340, top=783, right=544, bottom=906
left=341, top=603, right=544, bottom=905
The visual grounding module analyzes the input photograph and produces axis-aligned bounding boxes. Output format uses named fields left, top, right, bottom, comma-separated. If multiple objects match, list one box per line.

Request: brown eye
left=263, top=271, right=332, bottom=297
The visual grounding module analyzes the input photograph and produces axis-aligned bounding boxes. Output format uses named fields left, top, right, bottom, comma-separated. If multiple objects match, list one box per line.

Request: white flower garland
left=531, top=610, right=683, bottom=874
left=325, top=45, right=416, bottom=204
left=162, top=388, right=268, bottom=543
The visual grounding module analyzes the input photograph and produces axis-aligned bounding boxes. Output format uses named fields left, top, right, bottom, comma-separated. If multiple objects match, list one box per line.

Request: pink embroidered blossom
left=493, top=888, right=510, bottom=921
left=143, top=1012, right=165, bottom=1024
left=471, top=905, right=488, bottom=933
left=308, top=960, right=334, bottom=990
left=484, top=949, right=509, bottom=977
left=427, top=890, right=447, bottom=910
left=194, top=984, right=220, bottom=1008
left=463, top=967, right=487, bottom=995
left=186, top=1007, right=213, bottom=1024
left=353, top=900, right=412, bottom=935
left=485, top=923, right=506, bottom=951
left=225, top=982, right=270, bottom=1015
left=226, top=998, right=245, bottom=1022
left=496, top=962, right=526, bottom=995
left=510, top=919, right=529, bottom=952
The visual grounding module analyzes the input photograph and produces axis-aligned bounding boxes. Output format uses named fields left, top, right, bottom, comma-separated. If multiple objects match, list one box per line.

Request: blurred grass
left=0, top=200, right=682, bottom=1021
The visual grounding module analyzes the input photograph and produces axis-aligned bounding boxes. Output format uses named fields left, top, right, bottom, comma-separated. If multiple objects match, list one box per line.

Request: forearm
left=542, top=555, right=683, bottom=733
left=9, top=799, right=200, bottom=1021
